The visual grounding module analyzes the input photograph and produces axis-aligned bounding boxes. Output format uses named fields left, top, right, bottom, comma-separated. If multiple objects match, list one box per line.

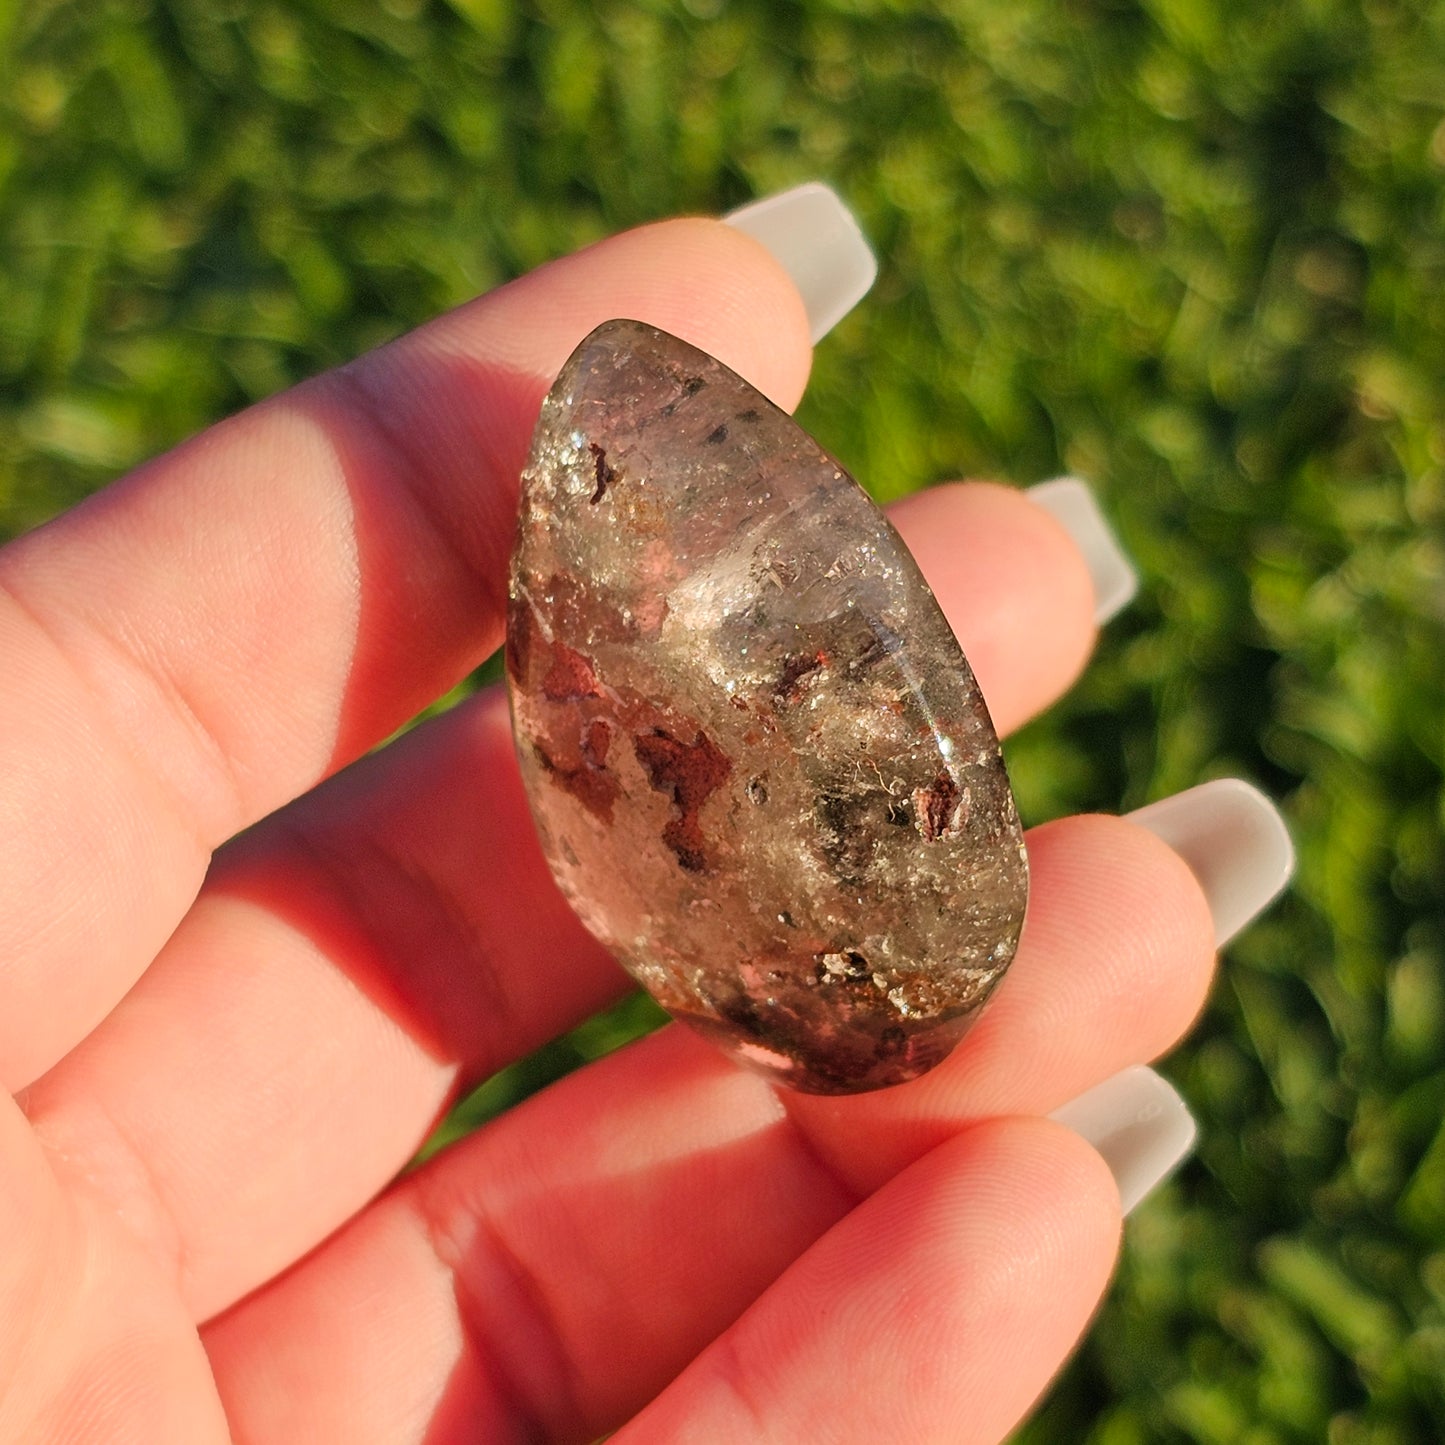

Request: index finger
left=0, top=216, right=814, bottom=1088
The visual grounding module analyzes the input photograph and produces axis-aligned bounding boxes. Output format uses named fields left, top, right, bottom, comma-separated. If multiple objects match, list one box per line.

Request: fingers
left=204, top=1036, right=830, bottom=1445
left=0, top=1094, right=63, bottom=1401
left=203, top=1029, right=1120, bottom=1444
left=26, top=481, right=1104, bottom=1321
left=0, top=1094, right=231, bottom=1443
left=27, top=688, right=621, bottom=1321
left=617, top=1121, right=1119, bottom=1445
left=44, top=798, right=1210, bottom=1349
left=0, top=217, right=813, bottom=1088
left=890, top=482, right=1097, bottom=732
left=782, top=812, right=1217, bottom=1197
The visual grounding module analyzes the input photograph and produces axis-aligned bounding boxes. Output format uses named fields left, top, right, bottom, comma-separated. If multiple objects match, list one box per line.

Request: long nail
left=1025, top=477, right=1138, bottom=625
left=1050, top=1065, right=1197, bottom=1215
left=1129, top=779, right=1295, bottom=946
left=724, top=182, right=877, bottom=344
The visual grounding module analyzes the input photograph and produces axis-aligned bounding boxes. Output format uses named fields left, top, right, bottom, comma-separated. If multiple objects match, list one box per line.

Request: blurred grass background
left=2, top=0, right=1443, bottom=1438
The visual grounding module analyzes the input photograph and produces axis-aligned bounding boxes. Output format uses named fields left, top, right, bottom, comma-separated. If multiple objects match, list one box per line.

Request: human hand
left=0, top=187, right=1289, bottom=1442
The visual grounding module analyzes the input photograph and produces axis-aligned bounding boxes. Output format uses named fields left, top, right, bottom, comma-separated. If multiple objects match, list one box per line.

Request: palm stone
left=506, top=319, right=1027, bottom=1094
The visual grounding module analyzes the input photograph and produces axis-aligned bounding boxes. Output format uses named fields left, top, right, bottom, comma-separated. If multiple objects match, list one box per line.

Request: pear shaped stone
left=507, top=320, right=1027, bottom=1094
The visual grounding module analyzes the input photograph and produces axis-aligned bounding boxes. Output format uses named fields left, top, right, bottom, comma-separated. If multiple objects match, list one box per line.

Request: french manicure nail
left=1129, top=779, right=1295, bottom=946
left=1026, top=477, right=1138, bottom=625
left=724, top=182, right=877, bottom=344
left=1050, top=1065, right=1197, bottom=1215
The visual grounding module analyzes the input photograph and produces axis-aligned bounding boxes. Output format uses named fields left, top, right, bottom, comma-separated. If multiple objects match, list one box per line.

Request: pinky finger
left=619, top=1118, right=1119, bottom=1445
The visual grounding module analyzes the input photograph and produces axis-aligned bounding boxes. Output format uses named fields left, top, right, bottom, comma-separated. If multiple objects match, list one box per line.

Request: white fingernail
left=1129, top=779, right=1295, bottom=946
left=724, top=182, right=877, bottom=344
left=1026, top=477, right=1138, bottom=625
left=1050, top=1065, right=1197, bottom=1215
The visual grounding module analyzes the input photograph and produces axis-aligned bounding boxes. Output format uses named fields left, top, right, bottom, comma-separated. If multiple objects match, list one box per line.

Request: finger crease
left=36, top=1094, right=191, bottom=1304
left=412, top=1183, right=581, bottom=1445
left=325, top=363, right=507, bottom=619
left=0, top=572, right=248, bottom=858
left=706, top=1324, right=778, bottom=1440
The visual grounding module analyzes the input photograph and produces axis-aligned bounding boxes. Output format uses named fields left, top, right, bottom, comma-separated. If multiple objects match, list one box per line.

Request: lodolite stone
left=506, top=320, right=1027, bottom=1094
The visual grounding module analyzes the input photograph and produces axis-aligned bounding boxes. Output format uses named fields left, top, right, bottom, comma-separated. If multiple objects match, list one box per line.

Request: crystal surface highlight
left=507, top=320, right=1027, bottom=1093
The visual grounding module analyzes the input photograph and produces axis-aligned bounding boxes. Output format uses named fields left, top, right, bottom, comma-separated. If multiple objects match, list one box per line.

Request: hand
left=1, top=203, right=1239, bottom=1443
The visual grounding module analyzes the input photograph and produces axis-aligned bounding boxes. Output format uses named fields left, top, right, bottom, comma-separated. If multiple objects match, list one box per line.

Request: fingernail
left=1128, top=779, right=1295, bottom=946
left=724, top=182, right=877, bottom=344
left=1025, top=476, right=1138, bottom=625
left=1050, top=1065, right=1197, bottom=1215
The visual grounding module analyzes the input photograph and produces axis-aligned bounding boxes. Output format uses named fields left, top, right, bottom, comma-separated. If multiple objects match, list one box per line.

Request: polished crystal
left=507, top=320, right=1027, bottom=1093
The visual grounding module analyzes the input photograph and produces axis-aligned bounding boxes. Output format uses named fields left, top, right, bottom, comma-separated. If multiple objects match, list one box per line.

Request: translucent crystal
left=507, top=320, right=1027, bottom=1094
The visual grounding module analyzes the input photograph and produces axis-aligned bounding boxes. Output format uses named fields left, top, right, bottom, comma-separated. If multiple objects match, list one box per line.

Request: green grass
left=3, top=1, right=1443, bottom=1438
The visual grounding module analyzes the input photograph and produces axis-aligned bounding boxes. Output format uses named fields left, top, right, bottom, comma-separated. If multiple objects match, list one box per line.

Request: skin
left=0, top=219, right=1217, bottom=1443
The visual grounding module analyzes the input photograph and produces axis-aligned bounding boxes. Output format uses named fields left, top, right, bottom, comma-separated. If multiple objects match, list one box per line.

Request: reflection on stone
left=507, top=320, right=1027, bottom=1094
